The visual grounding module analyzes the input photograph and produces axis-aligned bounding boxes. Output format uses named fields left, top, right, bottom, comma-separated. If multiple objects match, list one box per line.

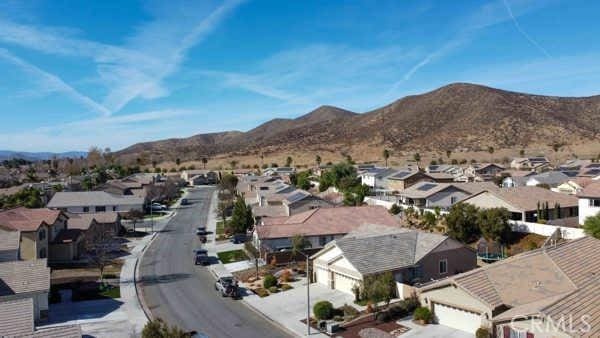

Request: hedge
left=313, top=301, right=334, bottom=320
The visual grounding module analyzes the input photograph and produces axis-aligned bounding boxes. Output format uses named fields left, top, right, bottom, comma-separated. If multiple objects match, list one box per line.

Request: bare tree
left=244, top=242, right=261, bottom=280
left=84, top=226, right=115, bottom=284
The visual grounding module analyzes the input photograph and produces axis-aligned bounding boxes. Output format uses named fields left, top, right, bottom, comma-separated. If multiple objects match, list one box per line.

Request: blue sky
left=1, top=0, right=599, bottom=152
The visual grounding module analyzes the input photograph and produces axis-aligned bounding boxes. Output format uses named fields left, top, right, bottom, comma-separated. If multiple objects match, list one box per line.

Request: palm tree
left=382, top=149, right=390, bottom=167
left=487, top=146, right=494, bottom=163
left=202, top=157, right=208, bottom=169
left=315, top=155, right=321, bottom=167
left=286, top=156, right=293, bottom=167
left=413, top=153, right=421, bottom=166
left=446, top=150, right=452, bottom=159
left=175, top=158, right=181, bottom=166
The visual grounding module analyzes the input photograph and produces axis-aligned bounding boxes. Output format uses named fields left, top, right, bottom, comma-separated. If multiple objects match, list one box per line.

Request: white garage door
left=333, top=273, right=358, bottom=295
left=434, top=303, right=481, bottom=334
left=315, top=267, right=329, bottom=286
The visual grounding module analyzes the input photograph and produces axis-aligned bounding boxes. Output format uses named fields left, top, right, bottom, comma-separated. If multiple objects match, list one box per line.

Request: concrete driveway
left=398, top=318, right=474, bottom=338
left=243, top=282, right=356, bottom=337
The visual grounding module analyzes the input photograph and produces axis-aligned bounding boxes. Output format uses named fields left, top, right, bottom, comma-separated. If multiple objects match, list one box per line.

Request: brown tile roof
left=253, top=205, right=288, bottom=218
left=256, top=206, right=401, bottom=239
left=0, top=297, right=34, bottom=336
left=0, top=207, right=62, bottom=232
left=420, top=237, right=600, bottom=336
left=66, top=212, right=119, bottom=230
left=578, top=181, right=600, bottom=198
left=465, top=186, right=578, bottom=211
left=0, top=259, right=50, bottom=296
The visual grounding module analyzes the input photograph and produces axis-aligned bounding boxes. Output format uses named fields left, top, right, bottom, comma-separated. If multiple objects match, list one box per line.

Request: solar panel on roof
left=587, top=163, right=600, bottom=168
left=417, top=183, right=438, bottom=191
left=584, top=169, right=600, bottom=176
left=286, top=192, right=307, bottom=203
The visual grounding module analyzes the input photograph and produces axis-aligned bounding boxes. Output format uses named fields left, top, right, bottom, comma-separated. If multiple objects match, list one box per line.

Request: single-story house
left=312, top=227, right=476, bottom=296
left=464, top=163, right=505, bottom=181
left=460, top=186, right=579, bottom=223
left=0, top=259, right=51, bottom=322
left=399, top=182, right=497, bottom=210
left=253, top=206, right=401, bottom=260
left=577, top=181, right=600, bottom=225
left=0, top=297, right=81, bottom=337
left=47, top=191, right=144, bottom=214
left=417, top=236, right=600, bottom=336
left=252, top=190, right=333, bottom=220
left=525, top=171, right=570, bottom=188
left=0, top=207, right=81, bottom=262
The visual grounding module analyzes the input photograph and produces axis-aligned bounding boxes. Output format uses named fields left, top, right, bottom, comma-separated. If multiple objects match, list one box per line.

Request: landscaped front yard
left=217, top=249, right=248, bottom=264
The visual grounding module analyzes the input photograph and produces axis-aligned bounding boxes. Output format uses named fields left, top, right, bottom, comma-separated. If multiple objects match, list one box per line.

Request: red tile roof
left=578, top=181, right=600, bottom=198
left=256, top=206, right=401, bottom=239
left=0, top=207, right=63, bottom=232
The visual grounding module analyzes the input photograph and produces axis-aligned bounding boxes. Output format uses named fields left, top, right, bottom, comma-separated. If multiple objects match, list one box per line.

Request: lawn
left=216, top=220, right=226, bottom=235
left=217, top=249, right=248, bottom=264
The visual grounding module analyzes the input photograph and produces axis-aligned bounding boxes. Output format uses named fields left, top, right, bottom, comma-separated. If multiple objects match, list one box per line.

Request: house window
left=39, top=248, right=46, bottom=258
left=95, top=206, right=106, bottom=212
left=83, top=206, right=89, bottom=212
left=38, top=229, right=46, bottom=241
left=450, top=196, right=458, bottom=204
left=319, top=236, right=328, bottom=246
left=439, top=259, right=448, bottom=274
left=590, top=199, right=600, bottom=207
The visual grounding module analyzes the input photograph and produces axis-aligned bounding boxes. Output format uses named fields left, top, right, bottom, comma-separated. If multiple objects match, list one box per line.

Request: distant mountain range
left=0, top=150, right=87, bottom=161
left=110, top=83, right=600, bottom=163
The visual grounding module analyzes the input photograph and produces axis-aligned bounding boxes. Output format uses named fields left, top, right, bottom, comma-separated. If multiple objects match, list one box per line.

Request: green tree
left=285, top=156, right=293, bottom=167
left=175, top=158, right=181, bottom=166
left=389, top=204, right=402, bottom=215
left=229, top=196, right=253, bottom=234
left=421, top=211, right=437, bottom=230
left=229, top=160, right=238, bottom=169
left=488, top=146, right=495, bottom=162
left=318, top=162, right=357, bottom=192
left=446, top=203, right=481, bottom=243
left=291, top=234, right=312, bottom=265
left=383, top=149, right=390, bottom=167
left=361, top=272, right=396, bottom=309
left=291, top=171, right=311, bottom=190
left=315, top=154, right=322, bottom=167
left=478, top=208, right=511, bottom=244
left=218, top=174, right=239, bottom=194
left=583, top=213, right=600, bottom=239
left=413, top=153, right=421, bottom=165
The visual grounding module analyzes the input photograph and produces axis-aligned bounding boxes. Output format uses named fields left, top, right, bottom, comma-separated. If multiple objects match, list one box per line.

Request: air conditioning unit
left=326, top=322, right=340, bottom=334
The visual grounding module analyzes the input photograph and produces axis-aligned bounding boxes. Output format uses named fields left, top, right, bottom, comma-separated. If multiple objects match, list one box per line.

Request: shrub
left=254, top=288, right=269, bottom=297
left=389, top=204, right=402, bottom=215
left=281, top=284, right=293, bottom=291
left=397, top=296, right=420, bottom=313
left=476, top=327, right=491, bottom=338
left=388, top=304, right=408, bottom=319
left=333, top=315, right=344, bottom=322
left=268, top=286, right=279, bottom=294
left=263, top=274, right=277, bottom=288
left=413, top=307, right=432, bottom=323
left=341, top=304, right=359, bottom=318
left=375, top=310, right=392, bottom=323
left=313, top=301, right=334, bottom=320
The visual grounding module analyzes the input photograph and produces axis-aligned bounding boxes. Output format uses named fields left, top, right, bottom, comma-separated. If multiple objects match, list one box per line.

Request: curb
left=240, top=298, right=303, bottom=338
left=134, top=228, right=160, bottom=321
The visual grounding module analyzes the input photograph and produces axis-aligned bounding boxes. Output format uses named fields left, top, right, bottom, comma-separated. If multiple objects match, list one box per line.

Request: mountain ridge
left=115, top=83, right=600, bottom=163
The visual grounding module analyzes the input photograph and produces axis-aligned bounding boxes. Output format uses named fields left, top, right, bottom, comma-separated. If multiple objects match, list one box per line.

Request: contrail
left=503, top=0, right=551, bottom=58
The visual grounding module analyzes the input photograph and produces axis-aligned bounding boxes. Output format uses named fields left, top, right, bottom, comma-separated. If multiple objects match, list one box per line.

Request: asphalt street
left=138, top=186, right=293, bottom=338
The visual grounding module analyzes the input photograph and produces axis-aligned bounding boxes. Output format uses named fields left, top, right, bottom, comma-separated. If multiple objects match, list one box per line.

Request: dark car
left=230, top=233, right=246, bottom=244
left=196, top=229, right=209, bottom=236
left=181, top=198, right=189, bottom=205
left=194, top=248, right=209, bottom=265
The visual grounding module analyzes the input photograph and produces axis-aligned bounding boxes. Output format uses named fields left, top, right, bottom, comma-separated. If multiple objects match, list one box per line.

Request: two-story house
left=578, top=181, right=600, bottom=225
left=47, top=191, right=144, bottom=214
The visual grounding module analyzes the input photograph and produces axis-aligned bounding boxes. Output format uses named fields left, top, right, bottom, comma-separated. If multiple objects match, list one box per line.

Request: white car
left=150, top=203, right=167, bottom=211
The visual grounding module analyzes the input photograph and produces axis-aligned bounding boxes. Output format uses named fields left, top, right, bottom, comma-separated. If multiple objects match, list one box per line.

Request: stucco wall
left=579, top=197, right=600, bottom=225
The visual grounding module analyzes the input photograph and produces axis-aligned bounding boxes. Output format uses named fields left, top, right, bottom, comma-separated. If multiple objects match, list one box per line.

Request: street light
left=295, top=250, right=312, bottom=336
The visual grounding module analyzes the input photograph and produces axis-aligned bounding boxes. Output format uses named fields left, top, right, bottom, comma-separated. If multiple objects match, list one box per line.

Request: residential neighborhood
left=2, top=2, right=600, bottom=338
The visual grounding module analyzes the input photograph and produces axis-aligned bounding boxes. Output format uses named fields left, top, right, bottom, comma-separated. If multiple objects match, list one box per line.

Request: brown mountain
left=116, top=83, right=600, bottom=163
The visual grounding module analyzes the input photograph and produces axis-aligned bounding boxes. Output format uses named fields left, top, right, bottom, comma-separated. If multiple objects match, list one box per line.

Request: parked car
left=194, top=248, right=210, bottom=265
left=196, top=229, right=209, bottom=236
left=151, top=202, right=167, bottom=211
left=181, top=198, right=189, bottom=205
left=196, top=225, right=206, bottom=232
left=230, top=233, right=246, bottom=244
left=215, top=276, right=238, bottom=298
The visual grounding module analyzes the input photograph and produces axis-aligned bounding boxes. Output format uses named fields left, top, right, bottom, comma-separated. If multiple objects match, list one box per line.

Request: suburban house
left=417, top=236, right=600, bottom=337
left=399, top=182, right=498, bottom=210
left=253, top=206, right=402, bottom=261
left=359, top=167, right=398, bottom=190
left=0, top=259, right=50, bottom=321
left=252, top=189, right=333, bottom=219
left=577, top=181, right=600, bottom=225
left=558, top=158, right=592, bottom=172
left=464, top=163, right=505, bottom=181
left=47, top=191, right=144, bottom=214
left=0, top=297, right=81, bottom=337
left=312, top=227, right=476, bottom=297
left=510, top=156, right=550, bottom=172
left=460, top=186, right=579, bottom=223
left=237, top=175, right=284, bottom=196
left=0, top=228, right=20, bottom=262
left=552, top=177, right=593, bottom=195
left=501, top=170, right=536, bottom=187
left=385, top=170, right=435, bottom=192
left=0, top=207, right=81, bottom=262
left=525, top=171, right=570, bottom=188
left=577, top=162, right=600, bottom=178
left=263, top=167, right=296, bottom=177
